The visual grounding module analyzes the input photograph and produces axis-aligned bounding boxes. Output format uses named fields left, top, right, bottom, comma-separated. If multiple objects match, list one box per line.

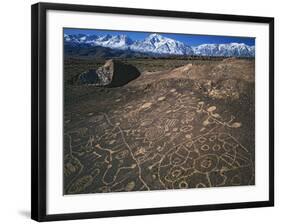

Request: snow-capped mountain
left=64, top=34, right=133, bottom=50
left=130, top=34, right=194, bottom=55
left=193, top=43, right=255, bottom=57
left=64, top=34, right=98, bottom=44
left=94, top=34, right=133, bottom=50
left=64, top=33, right=255, bottom=57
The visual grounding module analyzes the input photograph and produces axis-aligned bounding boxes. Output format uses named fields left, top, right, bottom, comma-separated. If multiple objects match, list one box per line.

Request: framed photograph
left=31, top=2, right=274, bottom=222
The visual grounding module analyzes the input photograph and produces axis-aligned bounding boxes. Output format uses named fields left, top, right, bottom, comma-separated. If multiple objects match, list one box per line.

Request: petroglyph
left=64, top=57, right=255, bottom=195
left=64, top=86, right=254, bottom=195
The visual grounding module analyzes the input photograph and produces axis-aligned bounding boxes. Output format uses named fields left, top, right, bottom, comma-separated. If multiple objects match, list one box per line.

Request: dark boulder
left=78, top=60, right=140, bottom=87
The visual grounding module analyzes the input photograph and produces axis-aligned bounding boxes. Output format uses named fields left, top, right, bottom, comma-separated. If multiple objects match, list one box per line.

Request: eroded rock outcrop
left=127, top=59, right=254, bottom=101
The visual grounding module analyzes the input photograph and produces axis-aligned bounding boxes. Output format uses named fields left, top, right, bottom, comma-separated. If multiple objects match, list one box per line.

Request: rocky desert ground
left=63, top=57, right=255, bottom=195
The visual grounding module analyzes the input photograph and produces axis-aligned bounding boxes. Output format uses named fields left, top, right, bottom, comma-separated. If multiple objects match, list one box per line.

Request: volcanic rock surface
left=128, top=58, right=254, bottom=100
left=64, top=58, right=255, bottom=194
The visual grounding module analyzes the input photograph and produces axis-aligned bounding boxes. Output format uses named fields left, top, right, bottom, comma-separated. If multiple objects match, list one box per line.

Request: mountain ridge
left=64, top=33, right=255, bottom=57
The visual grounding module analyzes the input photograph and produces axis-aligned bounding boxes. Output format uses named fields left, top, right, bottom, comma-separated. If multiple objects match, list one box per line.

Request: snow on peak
left=131, top=33, right=193, bottom=55
left=64, top=33, right=254, bottom=57
left=193, top=43, right=255, bottom=57
left=146, top=33, right=165, bottom=41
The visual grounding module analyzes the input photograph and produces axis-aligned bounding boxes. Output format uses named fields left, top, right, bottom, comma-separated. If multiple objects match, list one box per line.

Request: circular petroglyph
left=194, top=154, right=218, bottom=173
left=198, top=137, right=207, bottom=143
left=201, top=144, right=210, bottom=151
left=179, top=181, right=188, bottom=189
left=212, top=144, right=221, bottom=151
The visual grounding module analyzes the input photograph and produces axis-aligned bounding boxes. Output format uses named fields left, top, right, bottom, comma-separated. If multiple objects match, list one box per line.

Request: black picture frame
left=31, top=2, right=274, bottom=222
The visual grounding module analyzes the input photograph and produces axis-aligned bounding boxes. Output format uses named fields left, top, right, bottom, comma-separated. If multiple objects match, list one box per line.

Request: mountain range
left=64, top=33, right=255, bottom=57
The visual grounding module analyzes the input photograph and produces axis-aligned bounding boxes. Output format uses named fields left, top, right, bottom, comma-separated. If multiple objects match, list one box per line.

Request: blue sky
left=64, top=28, right=255, bottom=46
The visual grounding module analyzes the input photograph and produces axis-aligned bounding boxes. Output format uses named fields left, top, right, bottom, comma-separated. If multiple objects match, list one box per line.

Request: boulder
left=78, top=59, right=140, bottom=87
